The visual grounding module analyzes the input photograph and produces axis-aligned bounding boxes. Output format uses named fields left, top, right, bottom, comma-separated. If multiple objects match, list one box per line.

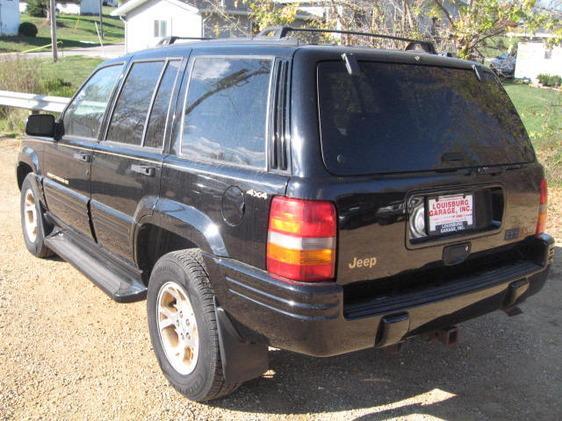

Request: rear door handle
left=73, top=152, right=91, bottom=163
left=131, top=164, right=155, bottom=177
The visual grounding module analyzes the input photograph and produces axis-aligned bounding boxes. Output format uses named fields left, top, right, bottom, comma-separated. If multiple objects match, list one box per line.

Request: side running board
left=45, top=231, right=147, bottom=303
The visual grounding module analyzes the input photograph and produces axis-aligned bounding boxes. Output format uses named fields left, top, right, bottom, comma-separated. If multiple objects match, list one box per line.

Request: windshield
left=317, top=61, right=534, bottom=176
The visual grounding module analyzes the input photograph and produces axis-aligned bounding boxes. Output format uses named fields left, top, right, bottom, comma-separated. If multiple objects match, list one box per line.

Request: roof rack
left=157, top=36, right=212, bottom=46
left=257, top=26, right=436, bottom=54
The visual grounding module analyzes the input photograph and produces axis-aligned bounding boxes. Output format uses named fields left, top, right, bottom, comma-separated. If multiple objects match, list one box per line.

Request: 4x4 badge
left=246, top=189, right=267, bottom=200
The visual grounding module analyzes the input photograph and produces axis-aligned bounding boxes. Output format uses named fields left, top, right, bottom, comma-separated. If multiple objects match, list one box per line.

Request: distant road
left=0, top=44, right=125, bottom=60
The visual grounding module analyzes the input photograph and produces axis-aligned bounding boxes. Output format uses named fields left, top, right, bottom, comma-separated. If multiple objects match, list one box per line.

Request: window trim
left=141, top=59, right=183, bottom=150
left=178, top=54, right=275, bottom=172
left=61, top=62, right=126, bottom=142
left=102, top=57, right=180, bottom=149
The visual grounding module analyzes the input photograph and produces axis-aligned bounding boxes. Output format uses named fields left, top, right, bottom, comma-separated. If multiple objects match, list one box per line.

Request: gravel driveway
left=1, top=138, right=561, bottom=420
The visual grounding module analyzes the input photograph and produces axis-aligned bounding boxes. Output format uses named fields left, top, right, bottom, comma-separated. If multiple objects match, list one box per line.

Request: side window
left=106, top=61, right=165, bottom=146
left=181, top=57, right=272, bottom=168
left=63, top=65, right=122, bottom=139
left=144, top=60, right=182, bottom=148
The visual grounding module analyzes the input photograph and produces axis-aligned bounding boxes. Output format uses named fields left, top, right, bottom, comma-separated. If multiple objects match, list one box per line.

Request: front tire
left=147, top=249, right=238, bottom=401
left=20, top=174, right=53, bottom=258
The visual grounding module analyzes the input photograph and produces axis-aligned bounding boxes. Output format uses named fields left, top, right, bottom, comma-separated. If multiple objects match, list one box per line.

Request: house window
left=154, top=20, right=168, bottom=38
left=544, top=48, right=552, bottom=59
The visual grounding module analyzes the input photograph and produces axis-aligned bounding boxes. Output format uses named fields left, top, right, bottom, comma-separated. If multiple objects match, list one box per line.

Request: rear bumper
left=209, top=234, right=555, bottom=357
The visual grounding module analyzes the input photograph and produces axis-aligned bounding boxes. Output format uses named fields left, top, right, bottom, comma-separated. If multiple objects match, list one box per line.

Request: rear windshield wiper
left=441, top=152, right=466, bottom=162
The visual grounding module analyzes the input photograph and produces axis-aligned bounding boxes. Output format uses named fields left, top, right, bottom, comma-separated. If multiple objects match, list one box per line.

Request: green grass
left=0, top=7, right=123, bottom=53
left=35, top=56, right=103, bottom=95
left=504, top=82, right=562, bottom=138
left=504, top=82, right=562, bottom=186
left=0, top=56, right=101, bottom=136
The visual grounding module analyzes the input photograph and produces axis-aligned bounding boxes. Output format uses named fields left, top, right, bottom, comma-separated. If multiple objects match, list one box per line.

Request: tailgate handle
left=443, top=243, right=471, bottom=266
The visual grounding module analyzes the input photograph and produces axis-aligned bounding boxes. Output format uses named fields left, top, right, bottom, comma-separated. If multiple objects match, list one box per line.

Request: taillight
left=267, top=196, right=336, bottom=282
left=536, top=178, right=548, bottom=236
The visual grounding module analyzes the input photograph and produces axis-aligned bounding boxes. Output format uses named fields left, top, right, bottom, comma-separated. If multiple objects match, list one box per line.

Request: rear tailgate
left=315, top=58, right=542, bottom=285
left=334, top=168, right=542, bottom=285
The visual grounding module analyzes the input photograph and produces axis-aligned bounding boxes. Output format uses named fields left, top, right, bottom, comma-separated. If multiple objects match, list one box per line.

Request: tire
left=20, top=174, right=53, bottom=258
left=147, top=249, right=238, bottom=401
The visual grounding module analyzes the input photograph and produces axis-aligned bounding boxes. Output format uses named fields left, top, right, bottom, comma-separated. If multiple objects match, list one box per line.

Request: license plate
left=428, top=194, right=474, bottom=235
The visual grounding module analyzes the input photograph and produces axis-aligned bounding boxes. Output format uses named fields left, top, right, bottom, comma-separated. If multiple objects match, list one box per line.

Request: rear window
left=317, top=61, right=534, bottom=176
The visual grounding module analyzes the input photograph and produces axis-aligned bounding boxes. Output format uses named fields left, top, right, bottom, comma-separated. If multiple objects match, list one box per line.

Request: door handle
left=73, top=152, right=91, bottom=163
left=131, top=164, right=156, bottom=177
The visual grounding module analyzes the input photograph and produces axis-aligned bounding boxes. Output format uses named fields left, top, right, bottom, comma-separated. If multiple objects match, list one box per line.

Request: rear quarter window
left=317, top=61, right=534, bottom=175
left=180, top=56, right=272, bottom=169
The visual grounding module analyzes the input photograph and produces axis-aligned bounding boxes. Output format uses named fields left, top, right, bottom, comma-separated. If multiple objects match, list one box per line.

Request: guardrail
left=0, top=90, right=70, bottom=113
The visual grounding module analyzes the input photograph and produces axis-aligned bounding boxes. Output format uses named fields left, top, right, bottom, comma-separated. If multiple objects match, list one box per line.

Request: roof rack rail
left=257, top=26, right=436, bottom=54
left=157, top=36, right=212, bottom=46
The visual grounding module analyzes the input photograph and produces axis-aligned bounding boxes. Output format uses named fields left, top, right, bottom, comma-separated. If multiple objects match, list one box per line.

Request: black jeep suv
left=16, top=28, right=554, bottom=401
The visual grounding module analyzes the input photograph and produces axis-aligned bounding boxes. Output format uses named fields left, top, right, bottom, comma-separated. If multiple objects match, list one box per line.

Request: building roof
left=112, top=0, right=320, bottom=19
left=112, top=0, right=199, bottom=16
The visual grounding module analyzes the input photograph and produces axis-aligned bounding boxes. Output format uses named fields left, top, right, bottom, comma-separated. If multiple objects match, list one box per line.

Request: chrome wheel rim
left=157, top=281, right=199, bottom=375
left=23, top=189, right=38, bottom=243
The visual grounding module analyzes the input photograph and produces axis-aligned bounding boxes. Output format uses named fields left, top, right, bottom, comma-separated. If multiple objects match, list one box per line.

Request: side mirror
left=25, top=114, right=62, bottom=139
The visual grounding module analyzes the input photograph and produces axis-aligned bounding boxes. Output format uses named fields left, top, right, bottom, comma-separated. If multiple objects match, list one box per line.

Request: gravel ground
left=1, top=138, right=561, bottom=420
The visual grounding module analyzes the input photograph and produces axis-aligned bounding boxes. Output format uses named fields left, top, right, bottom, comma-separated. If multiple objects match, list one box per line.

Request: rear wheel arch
left=134, top=200, right=229, bottom=283
left=135, top=223, right=202, bottom=284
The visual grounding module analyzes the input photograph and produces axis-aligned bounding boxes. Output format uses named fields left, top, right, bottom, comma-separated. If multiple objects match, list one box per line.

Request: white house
left=112, top=0, right=319, bottom=53
left=515, top=40, right=562, bottom=81
left=112, top=0, right=206, bottom=52
left=0, top=0, right=20, bottom=36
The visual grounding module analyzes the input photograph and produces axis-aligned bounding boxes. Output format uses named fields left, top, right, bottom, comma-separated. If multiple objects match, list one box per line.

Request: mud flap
left=215, top=302, right=269, bottom=384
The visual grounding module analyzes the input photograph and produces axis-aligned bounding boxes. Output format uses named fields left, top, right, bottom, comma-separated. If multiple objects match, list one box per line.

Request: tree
left=430, top=0, right=561, bottom=59
left=244, top=0, right=298, bottom=32
left=26, top=0, right=48, bottom=17
left=324, top=0, right=560, bottom=59
left=244, top=0, right=560, bottom=60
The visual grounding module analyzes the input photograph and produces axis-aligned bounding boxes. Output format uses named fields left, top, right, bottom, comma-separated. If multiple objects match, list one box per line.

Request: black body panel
left=16, top=40, right=554, bottom=362
left=42, top=138, right=95, bottom=239
left=90, top=143, right=163, bottom=260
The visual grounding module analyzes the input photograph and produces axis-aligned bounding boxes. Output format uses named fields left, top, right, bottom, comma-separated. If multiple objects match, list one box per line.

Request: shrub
left=537, top=74, right=562, bottom=88
left=26, top=0, right=47, bottom=17
left=18, top=22, right=38, bottom=37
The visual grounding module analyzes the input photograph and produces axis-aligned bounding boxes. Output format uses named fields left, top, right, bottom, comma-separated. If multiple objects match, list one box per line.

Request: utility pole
left=50, top=0, right=58, bottom=62
left=99, top=0, right=104, bottom=38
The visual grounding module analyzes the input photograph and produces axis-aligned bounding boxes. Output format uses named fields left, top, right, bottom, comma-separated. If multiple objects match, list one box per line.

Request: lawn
left=34, top=55, right=103, bottom=95
left=504, top=82, right=562, bottom=186
left=0, top=7, right=123, bottom=53
left=0, top=55, right=102, bottom=135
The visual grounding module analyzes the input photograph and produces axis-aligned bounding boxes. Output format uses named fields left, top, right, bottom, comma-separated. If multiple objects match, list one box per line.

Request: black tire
left=147, top=249, right=238, bottom=401
left=20, top=174, right=53, bottom=258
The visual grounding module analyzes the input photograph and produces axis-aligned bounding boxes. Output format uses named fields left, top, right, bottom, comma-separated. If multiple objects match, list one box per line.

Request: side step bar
left=45, top=231, right=147, bottom=303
